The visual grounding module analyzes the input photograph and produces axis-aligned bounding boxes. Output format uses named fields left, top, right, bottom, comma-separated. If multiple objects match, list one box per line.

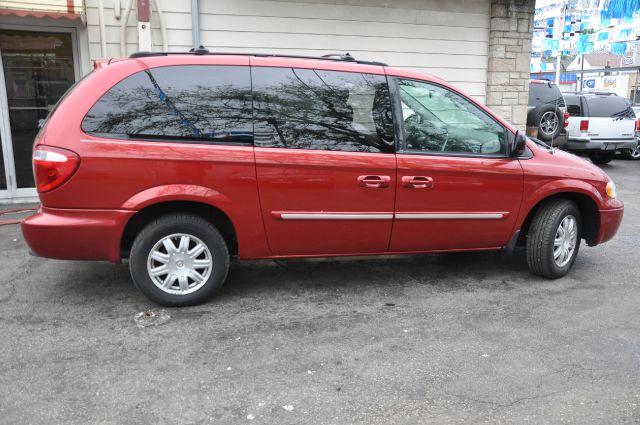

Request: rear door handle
left=358, top=175, right=391, bottom=188
left=402, top=176, right=433, bottom=189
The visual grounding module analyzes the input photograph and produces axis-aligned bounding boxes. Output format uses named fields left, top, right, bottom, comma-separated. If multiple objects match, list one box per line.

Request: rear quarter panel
left=38, top=56, right=270, bottom=258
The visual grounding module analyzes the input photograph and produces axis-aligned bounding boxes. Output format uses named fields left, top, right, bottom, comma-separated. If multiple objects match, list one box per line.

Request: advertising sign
left=581, top=75, right=629, bottom=97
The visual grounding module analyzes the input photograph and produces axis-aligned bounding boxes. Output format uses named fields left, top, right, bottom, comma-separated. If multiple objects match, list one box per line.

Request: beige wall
left=84, top=0, right=491, bottom=102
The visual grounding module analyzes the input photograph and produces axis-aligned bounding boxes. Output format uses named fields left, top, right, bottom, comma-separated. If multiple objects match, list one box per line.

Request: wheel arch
left=120, top=200, right=238, bottom=259
left=518, top=191, right=600, bottom=247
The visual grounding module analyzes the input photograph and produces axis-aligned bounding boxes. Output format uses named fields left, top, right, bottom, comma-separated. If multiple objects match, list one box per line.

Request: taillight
left=580, top=119, right=589, bottom=132
left=33, top=146, right=80, bottom=193
left=563, top=112, right=569, bottom=128
left=635, top=118, right=640, bottom=133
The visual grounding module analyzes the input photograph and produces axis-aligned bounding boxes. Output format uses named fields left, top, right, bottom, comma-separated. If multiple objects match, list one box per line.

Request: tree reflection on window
left=82, top=65, right=253, bottom=143
left=252, top=67, right=394, bottom=153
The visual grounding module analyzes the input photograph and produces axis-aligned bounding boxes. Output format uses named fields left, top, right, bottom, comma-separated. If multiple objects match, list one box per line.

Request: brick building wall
left=485, top=0, right=536, bottom=131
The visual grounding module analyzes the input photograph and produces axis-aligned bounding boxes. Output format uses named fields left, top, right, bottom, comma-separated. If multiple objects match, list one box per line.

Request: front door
left=251, top=64, right=397, bottom=255
left=0, top=29, right=77, bottom=198
left=390, top=78, right=523, bottom=252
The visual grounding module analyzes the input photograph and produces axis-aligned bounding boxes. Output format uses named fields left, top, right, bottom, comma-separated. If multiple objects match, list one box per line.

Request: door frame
left=0, top=23, right=82, bottom=202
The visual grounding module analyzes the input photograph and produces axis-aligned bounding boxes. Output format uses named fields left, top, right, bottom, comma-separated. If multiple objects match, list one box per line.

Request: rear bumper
left=21, top=207, right=134, bottom=262
left=566, top=138, right=636, bottom=151
left=550, top=131, right=568, bottom=147
left=595, top=203, right=624, bottom=245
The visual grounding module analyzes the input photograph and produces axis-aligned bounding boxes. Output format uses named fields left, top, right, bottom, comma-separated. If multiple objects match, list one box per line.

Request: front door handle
left=402, top=176, right=433, bottom=189
left=358, top=175, right=391, bottom=188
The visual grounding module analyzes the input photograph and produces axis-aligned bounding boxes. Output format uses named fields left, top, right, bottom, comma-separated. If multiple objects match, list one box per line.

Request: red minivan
left=21, top=51, right=624, bottom=306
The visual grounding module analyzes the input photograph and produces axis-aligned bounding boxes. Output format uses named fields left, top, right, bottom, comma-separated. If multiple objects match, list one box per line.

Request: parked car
left=626, top=104, right=640, bottom=160
left=22, top=51, right=624, bottom=306
left=564, top=92, right=639, bottom=164
left=527, top=79, right=569, bottom=145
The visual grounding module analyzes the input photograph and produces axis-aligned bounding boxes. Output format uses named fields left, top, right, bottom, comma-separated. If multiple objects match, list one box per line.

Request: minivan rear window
left=82, top=65, right=253, bottom=143
left=584, top=95, right=634, bottom=118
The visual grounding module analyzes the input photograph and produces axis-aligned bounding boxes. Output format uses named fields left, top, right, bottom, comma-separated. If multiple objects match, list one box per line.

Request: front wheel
left=129, top=213, right=229, bottom=306
left=526, top=200, right=582, bottom=279
left=589, top=151, right=616, bottom=164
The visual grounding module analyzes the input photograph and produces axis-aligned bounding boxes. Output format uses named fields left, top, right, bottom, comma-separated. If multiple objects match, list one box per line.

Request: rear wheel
left=527, top=199, right=581, bottom=279
left=129, top=213, right=229, bottom=306
left=589, top=151, right=616, bottom=164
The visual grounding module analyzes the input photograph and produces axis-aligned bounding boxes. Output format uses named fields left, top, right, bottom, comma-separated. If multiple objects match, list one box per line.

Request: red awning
left=0, top=8, right=81, bottom=21
left=0, top=1, right=84, bottom=22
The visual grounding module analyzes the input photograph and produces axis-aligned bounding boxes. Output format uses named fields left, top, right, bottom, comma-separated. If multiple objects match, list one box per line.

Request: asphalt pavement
left=0, top=159, right=638, bottom=424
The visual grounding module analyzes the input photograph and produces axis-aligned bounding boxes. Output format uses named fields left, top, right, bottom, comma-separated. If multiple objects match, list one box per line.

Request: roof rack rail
left=563, top=91, right=616, bottom=96
left=321, top=53, right=356, bottom=61
left=128, top=49, right=387, bottom=66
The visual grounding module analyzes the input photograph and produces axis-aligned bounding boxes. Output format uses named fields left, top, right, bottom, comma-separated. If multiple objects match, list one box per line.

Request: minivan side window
left=397, top=79, right=506, bottom=156
left=252, top=67, right=394, bottom=153
left=82, top=65, right=253, bottom=143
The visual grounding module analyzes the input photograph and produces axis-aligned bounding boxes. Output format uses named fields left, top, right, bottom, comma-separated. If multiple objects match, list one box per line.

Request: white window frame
left=0, top=22, right=82, bottom=202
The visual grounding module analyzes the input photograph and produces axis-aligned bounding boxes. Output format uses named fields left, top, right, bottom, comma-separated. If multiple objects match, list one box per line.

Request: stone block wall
left=485, top=0, right=536, bottom=131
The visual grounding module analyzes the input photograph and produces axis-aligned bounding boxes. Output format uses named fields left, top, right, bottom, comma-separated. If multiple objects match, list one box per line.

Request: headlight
left=606, top=180, right=617, bottom=199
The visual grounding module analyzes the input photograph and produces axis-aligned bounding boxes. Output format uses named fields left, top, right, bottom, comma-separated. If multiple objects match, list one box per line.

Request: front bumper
left=566, top=138, right=637, bottom=152
left=21, top=207, right=135, bottom=262
left=595, top=201, right=624, bottom=245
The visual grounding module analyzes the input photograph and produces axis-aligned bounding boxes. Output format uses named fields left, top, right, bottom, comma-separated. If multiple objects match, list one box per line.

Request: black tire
left=531, top=105, right=562, bottom=142
left=526, top=199, right=582, bottom=279
left=129, top=213, right=229, bottom=306
left=589, top=151, right=616, bottom=164
left=620, top=144, right=640, bottom=160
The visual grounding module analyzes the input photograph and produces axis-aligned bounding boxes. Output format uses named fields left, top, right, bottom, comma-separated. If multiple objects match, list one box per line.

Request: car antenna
left=549, top=82, right=558, bottom=154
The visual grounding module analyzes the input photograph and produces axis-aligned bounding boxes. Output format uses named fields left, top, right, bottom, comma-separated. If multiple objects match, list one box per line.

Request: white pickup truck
left=564, top=93, right=639, bottom=164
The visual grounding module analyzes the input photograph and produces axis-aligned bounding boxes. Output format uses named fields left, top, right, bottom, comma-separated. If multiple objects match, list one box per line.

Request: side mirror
left=510, top=131, right=527, bottom=157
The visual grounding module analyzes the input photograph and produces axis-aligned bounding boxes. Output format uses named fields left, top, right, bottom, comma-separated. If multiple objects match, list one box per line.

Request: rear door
left=584, top=95, right=635, bottom=140
left=389, top=78, right=523, bottom=252
left=251, top=63, right=397, bottom=256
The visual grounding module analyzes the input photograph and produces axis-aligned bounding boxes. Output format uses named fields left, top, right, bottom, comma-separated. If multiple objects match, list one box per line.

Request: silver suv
left=564, top=93, right=638, bottom=164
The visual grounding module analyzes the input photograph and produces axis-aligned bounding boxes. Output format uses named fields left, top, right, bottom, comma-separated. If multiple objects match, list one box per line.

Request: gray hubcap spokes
left=631, top=145, right=640, bottom=159
left=553, top=215, right=578, bottom=267
left=147, top=233, right=213, bottom=295
left=540, top=111, right=559, bottom=135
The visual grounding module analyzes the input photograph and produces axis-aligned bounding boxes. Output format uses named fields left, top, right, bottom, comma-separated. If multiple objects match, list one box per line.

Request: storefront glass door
left=0, top=29, right=76, bottom=199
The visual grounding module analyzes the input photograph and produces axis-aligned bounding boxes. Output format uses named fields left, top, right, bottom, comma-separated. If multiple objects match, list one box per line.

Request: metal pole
left=191, top=0, right=201, bottom=49
left=555, top=2, right=566, bottom=85
left=580, top=52, right=584, bottom=91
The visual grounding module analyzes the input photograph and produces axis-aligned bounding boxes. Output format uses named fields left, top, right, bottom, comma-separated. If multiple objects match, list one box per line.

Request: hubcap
left=147, top=233, right=213, bottom=295
left=540, top=111, right=559, bottom=135
left=631, top=145, right=640, bottom=159
left=553, top=215, right=578, bottom=267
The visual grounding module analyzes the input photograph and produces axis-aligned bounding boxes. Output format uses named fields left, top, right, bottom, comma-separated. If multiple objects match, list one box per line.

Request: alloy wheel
left=146, top=233, right=213, bottom=295
left=553, top=215, right=578, bottom=267
left=539, top=111, right=559, bottom=136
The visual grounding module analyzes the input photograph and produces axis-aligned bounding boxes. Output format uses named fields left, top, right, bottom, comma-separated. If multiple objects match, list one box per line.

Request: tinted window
left=564, top=95, right=582, bottom=116
left=82, top=65, right=253, bottom=143
left=584, top=95, right=634, bottom=118
left=397, top=79, right=506, bottom=156
left=528, top=81, right=565, bottom=108
left=252, top=67, right=394, bottom=153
